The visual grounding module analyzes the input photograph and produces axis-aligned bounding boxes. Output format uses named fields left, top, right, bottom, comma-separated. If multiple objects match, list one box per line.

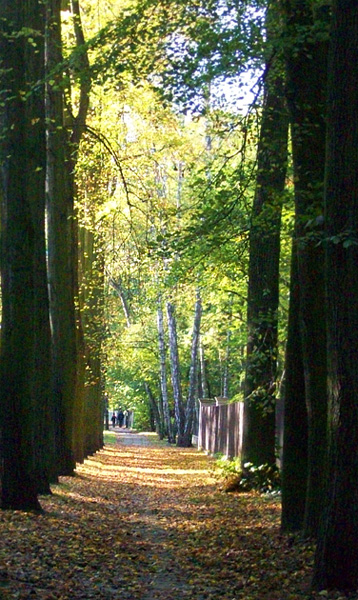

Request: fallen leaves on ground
left=0, top=431, right=355, bottom=600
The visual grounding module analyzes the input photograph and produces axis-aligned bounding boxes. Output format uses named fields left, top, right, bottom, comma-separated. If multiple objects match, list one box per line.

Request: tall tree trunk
left=46, top=0, right=91, bottom=472
left=282, top=0, right=330, bottom=537
left=79, top=227, right=105, bottom=456
left=281, top=243, right=308, bottom=532
left=222, top=295, right=233, bottom=399
left=182, top=292, right=202, bottom=447
left=166, top=302, right=185, bottom=444
left=29, top=3, right=54, bottom=496
left=199, top=337, right=209, bottom=399
left=70, top=0, right=91, bottom=466
left=45, top=0, right=77, bottom=476
left=313, top=1, right=358, bottom=591
left=157, top=299, right=174, bottom=442
left=0, top=0, right=49, bottom=509
left=222, top=330, right=231, bottom=399
left=242, top=45, right=289, bottom=469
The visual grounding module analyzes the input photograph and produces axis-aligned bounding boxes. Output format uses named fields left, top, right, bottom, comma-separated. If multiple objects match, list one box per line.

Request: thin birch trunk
left=166, top=301, right=185, bottom=444
left=199, top=337, right=209, bottom=399
left=109, top=277, right=131, bottom=328
left=223, top=329, right=231, bottom=399
left=182, top=292, right=202, bottom=446
left=157, top=299, right=174, bottom=442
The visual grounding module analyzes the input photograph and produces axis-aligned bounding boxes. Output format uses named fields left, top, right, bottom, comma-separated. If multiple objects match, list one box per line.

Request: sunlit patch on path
left=0, top=431, right=331, bottom=599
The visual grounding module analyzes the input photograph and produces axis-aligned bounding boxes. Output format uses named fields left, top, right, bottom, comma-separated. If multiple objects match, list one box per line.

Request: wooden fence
left=197, top=399, right=244, bottom=458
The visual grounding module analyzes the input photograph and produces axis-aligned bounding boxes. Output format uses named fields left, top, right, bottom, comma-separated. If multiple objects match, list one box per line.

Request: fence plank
left=197, top=401, right=244, bottom=459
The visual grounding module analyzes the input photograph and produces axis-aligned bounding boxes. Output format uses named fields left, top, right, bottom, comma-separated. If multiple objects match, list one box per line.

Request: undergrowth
left=214, top=455, right=281, bottom=493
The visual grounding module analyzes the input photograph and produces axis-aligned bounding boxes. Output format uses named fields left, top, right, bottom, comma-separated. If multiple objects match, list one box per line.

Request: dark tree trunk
left=0, top=0, right=50, bottom=509
left=70, top=0, right=91, bottom=466
left=79, top=227, right=105, bottom=456
left=70, top=0, right=91, bottom=462
left=282, top=0, right=330, bottom=537
left=28, top=1, right=54, bottom=497
left=45, top=0, right=77, bottom=476
left=281, top=243, right=308, bottom=532
left=242, top=47, right=289, bottom=468
left=46, top=0, right=91, bottom=473
left=313, top=1, right=358, bottom=591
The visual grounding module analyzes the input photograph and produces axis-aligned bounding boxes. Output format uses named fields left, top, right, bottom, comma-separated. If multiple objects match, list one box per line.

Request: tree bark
left=313, top=1, right=358, bottom=591
left=70, top=0, right=91, bottom=466
left=46, top=0, right=91, bottom=472
left=0, top=0, right=50, bottom=509
left=182, top=292, right=202, bottom=447
left=45, top=0, right=77, bottom=475
left=242, top=43, right=289, bottom=468
left=79, top=227, right=105, bottom=456
left=281, top=243, right=308, bottom=532
left=157, top=299, right=175, bottom=442
left=282, top=0, right=330, bottom=537
left=199, top=337, right=209, bottom=399
left=222, top=330, right=231, bottom=399
left=166, top=301, right=185, bottom=444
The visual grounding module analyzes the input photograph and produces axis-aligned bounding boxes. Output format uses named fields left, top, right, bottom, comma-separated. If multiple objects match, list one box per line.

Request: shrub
left=214, top=457, right=281, bottom=493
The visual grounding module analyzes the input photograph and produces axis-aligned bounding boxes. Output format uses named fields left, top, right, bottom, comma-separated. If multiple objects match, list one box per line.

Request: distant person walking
left=123, top=410, right=129, bottom=428
left=117, top=410, right=124, bottom=428
left=111, top=412, right=116, bottom=428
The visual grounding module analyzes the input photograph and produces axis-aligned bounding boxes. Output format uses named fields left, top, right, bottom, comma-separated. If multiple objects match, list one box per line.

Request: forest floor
left=0, top=430, right=354, bottom=600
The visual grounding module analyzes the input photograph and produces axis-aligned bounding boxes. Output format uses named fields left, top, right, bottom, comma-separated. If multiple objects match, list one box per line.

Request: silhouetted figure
left=117, top=410, right=124, bottom=427
left=111, top=412, right=116, bottom=428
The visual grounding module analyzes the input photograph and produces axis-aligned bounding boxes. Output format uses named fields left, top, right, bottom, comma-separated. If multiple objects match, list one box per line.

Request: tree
left=313, top=0, right=358, bottom=591
left=78, top=225, right=106, bottom=455
left=0, top=0, right=50, bottom=509
left=46, top=0, right=92, bottom=473
left=280, top=0, right=330, bottom=536
left=157, top=299, right=175, bottom=442
left=167, top=301, right=186, bottom=443
left=242, top=24, right=289, bottom=469
left=182, top=291, right=202, bottom=446
left=166, top=293, right=202, bottom=447
left=46, top=0, right=78, bottom=476
left=281, top=244, right=308, bottom=532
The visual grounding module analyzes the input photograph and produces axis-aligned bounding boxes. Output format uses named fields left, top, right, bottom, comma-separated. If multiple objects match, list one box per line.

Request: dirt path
left=0, top=431, right=326, bottom=600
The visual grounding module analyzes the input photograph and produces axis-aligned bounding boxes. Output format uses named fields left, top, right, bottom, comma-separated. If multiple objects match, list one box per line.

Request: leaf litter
left=0, top=431, right=355, bottom=600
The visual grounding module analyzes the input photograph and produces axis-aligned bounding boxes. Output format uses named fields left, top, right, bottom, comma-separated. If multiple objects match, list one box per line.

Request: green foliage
left=103, top=431, right=117, bottom=445
left=78, top=0, right=268, bottom=113
left=71, top=0, right=294, bottom=438
left=215, top=456, right=281, bottom=493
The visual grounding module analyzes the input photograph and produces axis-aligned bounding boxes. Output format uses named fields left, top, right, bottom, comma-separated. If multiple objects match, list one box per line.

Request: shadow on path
left=0, top=431, right=311, bottom=600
